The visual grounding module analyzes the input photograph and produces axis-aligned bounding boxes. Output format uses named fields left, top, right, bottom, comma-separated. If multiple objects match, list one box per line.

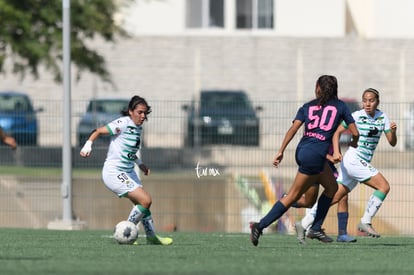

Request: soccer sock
left=258, top=200, right=287, bottom=229
left=337, top=212, right=349, bottom=236
left=310, top=194, right=332, bottom=231
left=361, top=190, right=386, bottom=224
left=142, top=216, right=156, bottom=238
left=301, top=203, right=318, bottom=231
left=127, top=204, right=151, bottom=225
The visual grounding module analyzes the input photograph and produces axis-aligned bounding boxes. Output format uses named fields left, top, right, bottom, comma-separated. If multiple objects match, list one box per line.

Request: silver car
left=77, top=98, right=129, bottom=146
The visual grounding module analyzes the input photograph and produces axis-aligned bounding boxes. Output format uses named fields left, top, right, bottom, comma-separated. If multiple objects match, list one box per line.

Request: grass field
left=1, top=229, right=413, bottom=274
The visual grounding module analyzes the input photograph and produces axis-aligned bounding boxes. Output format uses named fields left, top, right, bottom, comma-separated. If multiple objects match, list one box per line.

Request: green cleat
left=146, top=235, right=173, bottom=245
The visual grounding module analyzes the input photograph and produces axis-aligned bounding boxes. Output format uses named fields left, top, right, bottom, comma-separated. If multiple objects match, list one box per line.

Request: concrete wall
left=1, top=171, right=412, bottom=235
left=2, top=36, right=414, bottom=104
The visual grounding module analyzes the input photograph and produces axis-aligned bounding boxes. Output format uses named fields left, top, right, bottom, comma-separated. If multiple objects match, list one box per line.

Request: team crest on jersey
left=115, top=127, right=121, bottom=134
left=124, top=180, right=134, bottom=188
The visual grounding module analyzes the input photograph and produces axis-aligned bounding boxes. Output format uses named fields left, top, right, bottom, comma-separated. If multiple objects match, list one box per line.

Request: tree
left=0, top=0, right=130, bottom=84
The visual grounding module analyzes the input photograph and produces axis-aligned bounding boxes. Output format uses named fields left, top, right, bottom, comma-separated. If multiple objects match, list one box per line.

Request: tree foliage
left=0, top=0, right=130, bottom=83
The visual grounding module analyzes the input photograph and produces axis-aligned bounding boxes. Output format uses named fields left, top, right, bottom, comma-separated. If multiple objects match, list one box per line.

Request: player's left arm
left=385, top=121, right=397, bottom=147
left=135, top=150, right=150, bottom=176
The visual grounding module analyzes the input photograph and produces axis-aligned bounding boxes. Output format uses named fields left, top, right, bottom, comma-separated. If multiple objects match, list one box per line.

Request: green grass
left=1, top=229, right=413, bottom=274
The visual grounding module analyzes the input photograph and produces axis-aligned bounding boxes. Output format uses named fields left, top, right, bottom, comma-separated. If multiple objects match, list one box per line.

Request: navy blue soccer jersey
left=295, top=98, right=355, bottom=158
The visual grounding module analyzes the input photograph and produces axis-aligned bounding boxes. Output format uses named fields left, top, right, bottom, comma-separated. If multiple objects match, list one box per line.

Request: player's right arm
left=273, top=119, right=303, bottom=167
left=80, top=125, right=110, bottom=158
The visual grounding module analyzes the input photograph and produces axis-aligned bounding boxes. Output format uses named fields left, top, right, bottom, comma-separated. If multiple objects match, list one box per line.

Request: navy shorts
left=295, top=145, right=326, bottom=175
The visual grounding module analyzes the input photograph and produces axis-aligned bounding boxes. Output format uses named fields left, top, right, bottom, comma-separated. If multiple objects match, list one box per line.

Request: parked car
left=182, top=90, right=262, bottom=147
left=0, top=91, right=42, bottom=146
left=77, top=98, right=130, bottom=146
left=340, top=98, right=360, bottom=145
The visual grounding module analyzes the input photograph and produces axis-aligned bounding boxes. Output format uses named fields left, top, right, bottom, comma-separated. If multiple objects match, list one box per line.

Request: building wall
left=347, top=0, right=414, bottom=38
left=2, top=36, right=413, bottom=103
left=120, top=0, right=414, bottom=38
left=276, top=0, right=345, bottom=37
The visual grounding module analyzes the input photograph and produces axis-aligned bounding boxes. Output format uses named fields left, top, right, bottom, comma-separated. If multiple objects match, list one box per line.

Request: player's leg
left=122, top=171, right=172, bottom=245
left=126, top=194, right=173, bottom=245
left=295, top=202, right=316, bottom=244
left=336, top=186, right=356, bottom=242
left=294, top=184, right=319, bottom=208
left=307, top=162, right=338, bottom=243
left=127, top=189, right=173, bottom=245
left=298, top=181, right=350, bottom=234
left=102, top=169, right=152, bottom=227
left=126, top=186, right=152, bottom=224
left=141, top=217, right=173, bottom=245
left=358, top=172, right=390, bottom=238
left=293, top=184, right=320, bottom=244
left=250, top=171, right=317, bottom=246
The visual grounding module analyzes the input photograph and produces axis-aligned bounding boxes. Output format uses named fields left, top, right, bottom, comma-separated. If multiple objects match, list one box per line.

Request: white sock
left=142, top=216, right=156, bottom=237
left=127, top=205, right=147, bottom=225
left=361, top=195, right=383, bottom=224
left=301, top=203, right=318, bottom=231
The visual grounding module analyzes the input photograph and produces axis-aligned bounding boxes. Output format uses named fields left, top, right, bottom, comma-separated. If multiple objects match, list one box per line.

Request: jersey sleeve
left=294, top=105, right=306, bottom=122
left=342, top=102, right=355, bottom=126
left=382, top=113, right=392, bottom=133
left=106, top=117, right=127, bottom=136
left=341, top=108, right=358, bottom=129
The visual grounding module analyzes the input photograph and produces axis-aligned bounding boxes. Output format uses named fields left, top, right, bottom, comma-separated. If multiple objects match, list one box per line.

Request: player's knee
left=326, top=184, right=338, bottom=197
left=303, top=196, right=317, bottom=207
left=140, top=196, right=152, bottom=209
left=382, top=184, right=390, bottom=194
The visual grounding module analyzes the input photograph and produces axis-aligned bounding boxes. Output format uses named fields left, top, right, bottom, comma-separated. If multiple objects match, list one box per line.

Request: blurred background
left=0, top=0, right=413, bottom=236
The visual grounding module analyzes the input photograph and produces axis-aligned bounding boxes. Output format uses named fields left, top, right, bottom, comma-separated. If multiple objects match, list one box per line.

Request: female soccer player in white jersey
left=296, top=88, right=397, bottom=242
left=80, top=95, right=172, bottom=245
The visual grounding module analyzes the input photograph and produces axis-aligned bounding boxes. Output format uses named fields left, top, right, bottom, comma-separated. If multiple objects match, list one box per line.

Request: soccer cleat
left=146, top=235, right=173, bottom=245
left=295, top=221, right=306, bottom=245
left=250, top=222, right=262, bottom=246
left=307, top=228, right=333, bottom=243
left=357, top=222, right=380, bottom=238
left=336, top=234, right=357, bottom=243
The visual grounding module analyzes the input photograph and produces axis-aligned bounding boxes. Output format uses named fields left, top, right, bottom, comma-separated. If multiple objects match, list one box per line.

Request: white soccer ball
left=113, top=220, right=138, bottom=244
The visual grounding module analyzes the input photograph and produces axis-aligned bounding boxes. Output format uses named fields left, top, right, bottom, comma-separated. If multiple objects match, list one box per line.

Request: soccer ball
left=113, top=220, right=138, bottom=244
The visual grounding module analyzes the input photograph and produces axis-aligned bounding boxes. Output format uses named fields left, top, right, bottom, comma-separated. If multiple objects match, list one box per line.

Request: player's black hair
left=121, top=95, right=152, bottom=120
left=316, top=75, right=338, bottom=106
left=363, top=88, right=380, bottom=100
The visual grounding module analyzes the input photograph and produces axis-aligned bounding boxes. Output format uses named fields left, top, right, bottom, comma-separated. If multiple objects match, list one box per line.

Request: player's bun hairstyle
left=363, top=88, right=380, bottom=100
left=121, top=95, right=152, bottom=120
left=316, top=75, right=338, bottom=106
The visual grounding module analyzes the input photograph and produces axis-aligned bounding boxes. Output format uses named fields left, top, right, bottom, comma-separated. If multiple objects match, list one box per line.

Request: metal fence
left=1, top=99, right=413, bottom=236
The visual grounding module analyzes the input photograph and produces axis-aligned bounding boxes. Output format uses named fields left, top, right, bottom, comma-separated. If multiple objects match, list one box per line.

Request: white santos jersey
left=343, top=109, right=391, bottom=163
left=104, top=116, right=143, bottom=172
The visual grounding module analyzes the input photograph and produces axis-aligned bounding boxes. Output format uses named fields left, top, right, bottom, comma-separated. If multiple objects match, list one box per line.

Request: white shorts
left=337, top=147, right=378, bottom=191
left=102, top=163, right=142, bottom=197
